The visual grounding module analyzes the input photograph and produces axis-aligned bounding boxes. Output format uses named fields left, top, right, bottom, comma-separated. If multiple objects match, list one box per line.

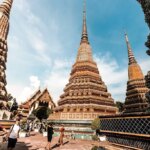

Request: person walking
left=58, top=124, right=65, bottom=146
left=45, top=123, right=54, bottom=150
left=7, top=119, right=20, bottom=150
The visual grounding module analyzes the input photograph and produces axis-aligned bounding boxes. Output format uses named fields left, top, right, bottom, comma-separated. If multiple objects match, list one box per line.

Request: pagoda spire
left=76, top=0, right=93, bottom=62
left=125, top=33, right=137, bottom=65
left=80, top=0, right=89, bottom=44
left=0, top=0, right=13, bottom=17
left=125, top=33, right=144, bottom=80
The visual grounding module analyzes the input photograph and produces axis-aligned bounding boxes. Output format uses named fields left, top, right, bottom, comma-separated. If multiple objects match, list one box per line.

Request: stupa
left=124, top=34, right=148, bottom=114
left=49, top=0, right=117, bottom=121
left=0, top=0, right=13, bottom=120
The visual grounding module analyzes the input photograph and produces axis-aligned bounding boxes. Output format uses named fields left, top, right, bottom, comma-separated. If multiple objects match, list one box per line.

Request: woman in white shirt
left=7, top=120, right=20, bottom=150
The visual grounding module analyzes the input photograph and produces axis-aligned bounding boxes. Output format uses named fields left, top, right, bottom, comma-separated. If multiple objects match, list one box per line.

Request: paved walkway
left=0, top=133, right=125, bottom=150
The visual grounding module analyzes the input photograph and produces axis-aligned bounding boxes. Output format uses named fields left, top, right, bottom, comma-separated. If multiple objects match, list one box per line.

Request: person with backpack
left=7, top=119, right=20, bottom=150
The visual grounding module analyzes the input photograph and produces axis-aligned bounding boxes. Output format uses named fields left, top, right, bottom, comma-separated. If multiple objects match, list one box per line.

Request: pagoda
left=50, top=0, right=117, bottom=121
left=0, top=0, right=13, bottom=120
left=124, top=34, right=149, bottom=114
left=0, top=0, right=13, bottom=103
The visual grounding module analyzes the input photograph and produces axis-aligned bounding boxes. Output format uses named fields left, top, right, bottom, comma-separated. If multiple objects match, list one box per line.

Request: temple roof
left=32, top=88, right=56, bottom=106
left=27, top=88, right=41, bottom=102
left=20, top=88, right=56, bottom=109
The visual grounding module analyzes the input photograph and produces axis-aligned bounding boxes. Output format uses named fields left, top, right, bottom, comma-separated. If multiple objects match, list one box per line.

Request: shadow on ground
left=1, top=141, right=37, bottom=150
left=51, top=141, right=69, bottom=149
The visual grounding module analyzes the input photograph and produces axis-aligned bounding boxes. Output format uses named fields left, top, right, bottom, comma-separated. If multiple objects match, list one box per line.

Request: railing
left=99, top=113, right=150, bottom=149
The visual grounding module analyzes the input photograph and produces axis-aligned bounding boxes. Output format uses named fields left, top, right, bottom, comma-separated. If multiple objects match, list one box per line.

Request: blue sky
left=2, top=0, right=149, bottom=104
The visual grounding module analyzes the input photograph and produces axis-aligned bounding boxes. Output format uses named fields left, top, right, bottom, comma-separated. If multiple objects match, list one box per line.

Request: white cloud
left=44, top=59, right=73, bottom=104
left=7, top=76, right=41, bottom=104
left=95, top=54, right=127, bottom=85
left=94, top=54, right=127, bottom=102
left=139, top=58, right=150, bottom=75
left=30, top=76, right=40, bottom=89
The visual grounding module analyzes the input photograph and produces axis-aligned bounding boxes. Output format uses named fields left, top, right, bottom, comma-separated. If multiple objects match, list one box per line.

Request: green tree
left=91, top=118, right=100, bottom=130
left=116, top=101, right=124, bottom=112
left=137, top=0, right=150, bottom=55
left=32, top=106, right=52, bottom=122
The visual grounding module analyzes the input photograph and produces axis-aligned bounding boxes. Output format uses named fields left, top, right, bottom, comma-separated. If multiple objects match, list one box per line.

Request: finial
left=0, top=0, right=13, bottom=17
left=80, top=0, right=89, bottom=44
left=125, top=33, right=137, bottom=65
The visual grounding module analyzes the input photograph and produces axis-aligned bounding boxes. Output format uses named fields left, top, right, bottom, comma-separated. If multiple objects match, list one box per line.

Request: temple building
left=0, top=0, right=13, bottom=120
left=18, top=88, right=56, bottom=119
left=49, top=1, right=117, bottom=122
left=124, top=34, right=149, bottom=114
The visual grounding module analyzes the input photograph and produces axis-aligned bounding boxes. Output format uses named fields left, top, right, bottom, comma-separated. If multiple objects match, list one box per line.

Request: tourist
left=27, top=121, right=32, bottom=136
left=58, top=124, right=65, bottom=146
left=25, top=121, right=30, bottom=137
left=7, top=119, right=20, bottom=150
left=45, top=123, right=54, bottom=150
left=71, top=130, right=75, bottom=140
left=29, top=122, right=33, bottom=136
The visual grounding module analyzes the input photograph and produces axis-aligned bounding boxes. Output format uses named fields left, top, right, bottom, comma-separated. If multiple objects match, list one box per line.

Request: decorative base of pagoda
left=49, top=112, right=115, bottom=121
left=48, top=120, right=94, bottom=140
left=50, top=104, right=118, bottom=120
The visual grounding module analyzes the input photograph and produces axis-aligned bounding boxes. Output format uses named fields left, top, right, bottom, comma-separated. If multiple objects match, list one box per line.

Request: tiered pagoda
left=50, top=1, right=117, bottom=121
left=0, top=0, right=13, bottom=103
left=124, top=34, right=148, bottom=114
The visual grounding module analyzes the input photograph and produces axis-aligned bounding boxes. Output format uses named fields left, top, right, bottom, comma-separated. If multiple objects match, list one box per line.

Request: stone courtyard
left=0, top=132, right=125, bottom=150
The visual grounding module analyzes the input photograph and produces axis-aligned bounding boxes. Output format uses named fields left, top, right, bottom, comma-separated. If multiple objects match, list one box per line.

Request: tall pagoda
left=51, top=1, right=117, bottom=121
left=124, top=34, right=148, bottom=114
left=0, top=0, right=13, bottom=103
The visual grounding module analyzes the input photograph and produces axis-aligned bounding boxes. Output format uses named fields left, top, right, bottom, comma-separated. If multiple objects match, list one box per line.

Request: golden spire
left=80, top=0, right=89, bottom=44
left=76, top=0, right=93, bottom=62
left=125, top=33, right=137, bottom=65
left=125, top=33, right=144, bottom=80
left=0, top=0, right=13, bottom=17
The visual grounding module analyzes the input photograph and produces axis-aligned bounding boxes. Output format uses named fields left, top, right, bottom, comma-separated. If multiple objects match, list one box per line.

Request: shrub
left=91, top=146, right=106, bottom=150
left=92, top=135, right=99, bottom=141
left=91, top=118, right=100, bottom=130
left=91, top=146, right=98, bottom=150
